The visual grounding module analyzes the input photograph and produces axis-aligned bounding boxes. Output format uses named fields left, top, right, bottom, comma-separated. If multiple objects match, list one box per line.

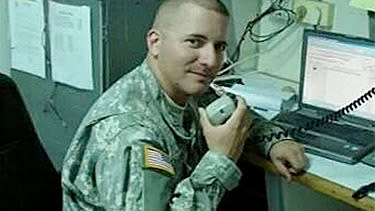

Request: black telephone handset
left=206, top=87, right=375, bottom=142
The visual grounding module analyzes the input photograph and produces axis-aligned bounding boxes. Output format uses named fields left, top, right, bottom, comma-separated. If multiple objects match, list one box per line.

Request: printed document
left=49, top=1, right=93, bottom=90
left=8, top=0, right=45, bottom=78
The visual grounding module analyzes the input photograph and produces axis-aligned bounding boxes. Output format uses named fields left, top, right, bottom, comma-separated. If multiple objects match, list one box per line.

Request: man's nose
left=199, top=45, right=220, bottom=69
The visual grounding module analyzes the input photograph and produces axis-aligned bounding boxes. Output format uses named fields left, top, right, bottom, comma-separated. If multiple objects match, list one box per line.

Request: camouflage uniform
left=62, top=61, right=281, bottom=211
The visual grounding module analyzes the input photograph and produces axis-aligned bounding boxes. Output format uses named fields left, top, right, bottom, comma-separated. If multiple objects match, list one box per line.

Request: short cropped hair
left=152, top=0, right=230, bottom=28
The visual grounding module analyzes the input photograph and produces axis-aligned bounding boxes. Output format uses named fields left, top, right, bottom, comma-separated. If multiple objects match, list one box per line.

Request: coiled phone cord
left=262, top=87, right=375, bottom=142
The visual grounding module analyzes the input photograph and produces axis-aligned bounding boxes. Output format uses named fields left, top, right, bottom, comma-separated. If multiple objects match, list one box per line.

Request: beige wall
left=257, top=0, right=369, bottom=81
left=226, top=0, right=260, bottom=74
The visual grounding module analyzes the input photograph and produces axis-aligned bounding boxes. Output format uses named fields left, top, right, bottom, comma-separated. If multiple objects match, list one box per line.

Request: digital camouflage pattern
left=62, top=61, right=283, bottom=211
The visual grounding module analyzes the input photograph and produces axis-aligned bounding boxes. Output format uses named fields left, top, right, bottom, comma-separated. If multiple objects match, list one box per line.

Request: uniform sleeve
left=169, top=151, right=241, bottom=211
left=95, top=142, right=144, bottom=210
left=246, top=115, right=287, bottom=157
left=95, top=137, right=241, bottom=211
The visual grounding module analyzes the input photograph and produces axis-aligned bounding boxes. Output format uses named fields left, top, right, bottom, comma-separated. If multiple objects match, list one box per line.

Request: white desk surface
left=307, top=153, right=375, bottom=198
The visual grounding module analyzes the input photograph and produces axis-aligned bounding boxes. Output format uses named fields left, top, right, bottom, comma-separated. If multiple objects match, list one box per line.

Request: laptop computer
left=276, top=29, right=375, bottom=164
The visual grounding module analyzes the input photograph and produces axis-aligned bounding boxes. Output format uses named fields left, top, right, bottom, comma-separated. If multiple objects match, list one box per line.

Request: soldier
left=62, top=0, right=306, bottom=210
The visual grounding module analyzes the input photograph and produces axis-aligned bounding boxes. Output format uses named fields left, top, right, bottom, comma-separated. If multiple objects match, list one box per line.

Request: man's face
left=150, top=3, right=228, bottom=103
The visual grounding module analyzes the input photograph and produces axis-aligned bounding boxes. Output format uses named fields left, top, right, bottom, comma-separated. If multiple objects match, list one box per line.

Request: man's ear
left=146, top=29, right=161, bottom=57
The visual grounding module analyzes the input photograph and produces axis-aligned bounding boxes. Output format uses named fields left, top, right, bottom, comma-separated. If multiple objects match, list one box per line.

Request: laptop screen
left=300, top=29, right=375, bottom=121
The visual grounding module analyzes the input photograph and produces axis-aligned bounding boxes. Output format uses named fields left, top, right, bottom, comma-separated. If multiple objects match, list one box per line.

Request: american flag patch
left=143, top=145, right=175, bottom=176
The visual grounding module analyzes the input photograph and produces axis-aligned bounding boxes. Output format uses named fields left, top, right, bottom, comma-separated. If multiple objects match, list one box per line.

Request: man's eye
left=215, top=44, right=227, bottom=52
left=186, top=39, right=203, bottom=48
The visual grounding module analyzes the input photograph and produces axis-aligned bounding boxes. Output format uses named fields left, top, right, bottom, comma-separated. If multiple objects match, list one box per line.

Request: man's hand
left=269, top=140, right=307, bottom=182
left=199, top=97, right=252, bottom=162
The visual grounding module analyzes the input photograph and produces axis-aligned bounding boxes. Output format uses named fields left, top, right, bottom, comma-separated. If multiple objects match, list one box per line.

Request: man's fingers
left=198, top=108, right=212, bottom=129
left=286, top=146, right=306, bottom=172
left=227, top=97, right=248, bottom=124
left=273, top=160, right=292, bottom=182
left=297, top=146, right=307, bottom=168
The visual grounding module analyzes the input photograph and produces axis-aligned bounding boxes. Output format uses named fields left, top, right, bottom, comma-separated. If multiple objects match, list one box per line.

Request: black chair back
left=0, top=73, right=62, bottom=210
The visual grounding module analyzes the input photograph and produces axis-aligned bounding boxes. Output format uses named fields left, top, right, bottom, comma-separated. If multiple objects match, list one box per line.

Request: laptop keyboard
left=293, top=131, right=374, bottom=163
left=312, top=124, right=374, bottom=146
left=277, top=112, right=375, bottom=163
left=280, top=113, right=375, bottom=146
left=293, top=131, right=365, bottom=156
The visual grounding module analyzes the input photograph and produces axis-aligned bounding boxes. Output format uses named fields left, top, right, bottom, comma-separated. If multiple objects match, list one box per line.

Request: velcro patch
left=143, top=145, right=175, bottom=176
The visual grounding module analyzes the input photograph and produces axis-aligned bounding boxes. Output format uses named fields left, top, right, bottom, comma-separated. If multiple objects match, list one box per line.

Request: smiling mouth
left=192, top=71, right=208, bottom=77
left=191, top=68, right=216, bottom=78
left=190, top=71, right=213, bottom=82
